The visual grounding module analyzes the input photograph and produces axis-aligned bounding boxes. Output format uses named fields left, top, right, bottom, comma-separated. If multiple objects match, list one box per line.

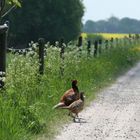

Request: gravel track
left=54, top=62, right=140, bottom=140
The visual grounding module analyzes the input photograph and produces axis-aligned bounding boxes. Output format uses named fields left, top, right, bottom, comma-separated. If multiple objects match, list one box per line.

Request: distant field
left=96, top=33, right=129, bottom=39
left=81, top=33, right=131, bottom=39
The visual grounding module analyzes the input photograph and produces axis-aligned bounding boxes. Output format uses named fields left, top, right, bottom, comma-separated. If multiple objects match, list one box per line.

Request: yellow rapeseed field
left=96, top=33, right=129, bottom=39
left=81, top=33, right=130, bottom=39
left=81, top=32, right=88, bottom=39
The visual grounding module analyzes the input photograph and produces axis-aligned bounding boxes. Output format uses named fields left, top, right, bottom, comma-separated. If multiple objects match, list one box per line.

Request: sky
left=83, top=0, right=140, bottom=22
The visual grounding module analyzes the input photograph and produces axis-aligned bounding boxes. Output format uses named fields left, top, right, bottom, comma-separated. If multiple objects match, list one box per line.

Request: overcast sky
left=83, top=0, right=140, bottom=22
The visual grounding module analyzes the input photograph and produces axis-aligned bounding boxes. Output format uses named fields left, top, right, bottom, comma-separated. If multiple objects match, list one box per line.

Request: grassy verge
left=0, top=43, right=140, bottom=140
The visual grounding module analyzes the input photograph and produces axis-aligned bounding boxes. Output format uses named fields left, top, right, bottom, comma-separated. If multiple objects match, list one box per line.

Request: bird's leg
left=75, top=114, right=84, bottom=122
left=76, top=114, right=81, bottom=122
left=71, top=115, right=76, bottom=122
left=72, top=113, right=79, bottom=122
left=75, top=113, right=79, bottom=119
left=73, top=117, right=76, bottom=122
left=70, top=113, right=76, bottom=122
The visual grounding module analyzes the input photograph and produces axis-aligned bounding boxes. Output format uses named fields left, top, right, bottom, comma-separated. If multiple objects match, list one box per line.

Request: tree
left=0, top=0, right=21, bottom=20
left=107, top=16, right=120, bottom=32
left=6, top=0, right=84, bottom=47
left=119, top=18, right=140, bottom=33
left=83, top=20, right=96, bottom=33
left=83, top=16, right=140, bottom=34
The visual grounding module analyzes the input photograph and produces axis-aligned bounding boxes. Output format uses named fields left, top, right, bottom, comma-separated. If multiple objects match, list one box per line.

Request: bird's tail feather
left=59, top=106, right=69, bottom=109
left=52, top=102, right=66, bottom=109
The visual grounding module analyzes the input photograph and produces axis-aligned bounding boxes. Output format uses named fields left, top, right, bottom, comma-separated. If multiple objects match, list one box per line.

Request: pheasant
left=53, top=80, right=80, bottom=109
left=60, top=92, right=85, bottom=122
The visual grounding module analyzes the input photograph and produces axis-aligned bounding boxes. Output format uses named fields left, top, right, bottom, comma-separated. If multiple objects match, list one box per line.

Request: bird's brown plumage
left=60, top=92, right=85, bottom=121
left=53, top=80, right=80, bottom=109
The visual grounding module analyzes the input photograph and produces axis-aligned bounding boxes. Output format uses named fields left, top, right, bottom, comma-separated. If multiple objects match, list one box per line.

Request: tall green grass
left=0, top=41, right=140, bottom=140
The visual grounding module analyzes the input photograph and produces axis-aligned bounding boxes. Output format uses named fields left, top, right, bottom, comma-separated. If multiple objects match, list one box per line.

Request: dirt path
left=54, top=62, right=140, bottom=140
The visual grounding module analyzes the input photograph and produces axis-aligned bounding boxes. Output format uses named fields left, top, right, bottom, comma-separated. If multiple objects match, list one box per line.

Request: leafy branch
left=6, top=0, right=21, bottom=7
left=0, top=0, right=21, bottom=19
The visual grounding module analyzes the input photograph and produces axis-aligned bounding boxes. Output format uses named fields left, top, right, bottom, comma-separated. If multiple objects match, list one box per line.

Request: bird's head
left=72, top=80, right=78, bottom=86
